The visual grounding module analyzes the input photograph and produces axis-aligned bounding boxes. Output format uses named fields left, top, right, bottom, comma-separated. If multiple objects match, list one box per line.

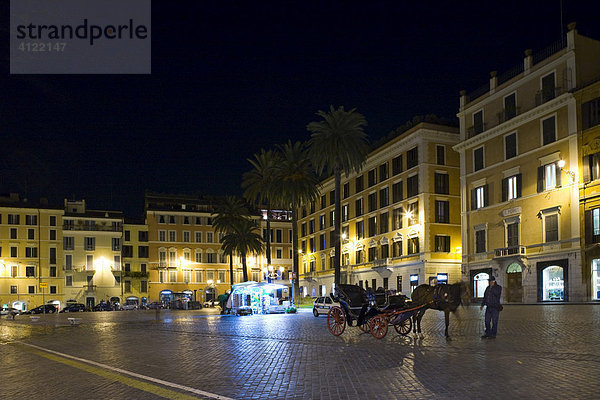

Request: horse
left=410, top=282, right=471, bottom=338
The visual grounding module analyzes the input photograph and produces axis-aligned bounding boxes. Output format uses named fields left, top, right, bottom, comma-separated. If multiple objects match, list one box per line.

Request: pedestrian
left=480, top=275, right=502, bottom=339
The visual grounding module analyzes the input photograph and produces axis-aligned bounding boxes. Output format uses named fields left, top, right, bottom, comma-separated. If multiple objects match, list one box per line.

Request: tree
left=213, top=196, right=250, bottom=288
left=242, top=149, right=281, bottom=266
left=273, top=141, right=321, bottom=304
left=220, top=217, right=264, bottom=282
left=307, top=105, right=368, bottom=287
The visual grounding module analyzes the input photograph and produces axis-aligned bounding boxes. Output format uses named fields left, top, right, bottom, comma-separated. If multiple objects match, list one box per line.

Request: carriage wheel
left=393, top=317, right=412, bottom=336
left=358, top=317, right=373, bottom=332
left=327, top=306, right=346, bottom=336
left=370, top=315, right=388, bottom=339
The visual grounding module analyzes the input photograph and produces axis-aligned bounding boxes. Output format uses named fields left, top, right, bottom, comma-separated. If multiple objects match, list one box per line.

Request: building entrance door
left=86, top=297, right=95, bottom=309
left=506, top=263, right=523, bottom=303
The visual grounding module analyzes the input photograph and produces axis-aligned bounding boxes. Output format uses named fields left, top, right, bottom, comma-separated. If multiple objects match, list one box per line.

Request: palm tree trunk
left=291, top=200, right=300, bottom=305
left=242, top=253, right=249, bottom=282
left=266, top=205, right=272, bottom=265
left=229, top=252, right=234, bottom=290
left=334, top=164, right=342, bottom=286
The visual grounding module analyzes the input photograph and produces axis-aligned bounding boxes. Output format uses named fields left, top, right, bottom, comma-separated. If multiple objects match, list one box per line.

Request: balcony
left=83, top=284, right=96, bottom=292
left=467, top=123, right=487, bottom=138
left=535, top=87, right=566, bottom=106
left=303, top=271, right=317, bottom=281
left=494, top=246, right=526, bottom=258
left=497, top=107, right=521, bottom=124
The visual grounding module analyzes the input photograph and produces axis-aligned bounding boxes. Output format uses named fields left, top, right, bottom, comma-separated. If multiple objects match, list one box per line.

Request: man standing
left=480, top=275, right=502, bottom=339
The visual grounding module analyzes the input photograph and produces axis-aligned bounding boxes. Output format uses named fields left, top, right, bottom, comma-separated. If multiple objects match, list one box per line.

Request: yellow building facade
left=122, top=220, right=150, bottom=305
left=0, top=195, right=64, bottom=311
left=455, top=24, right=600, bottom=303
left=298, top=122, right=462, bottom=298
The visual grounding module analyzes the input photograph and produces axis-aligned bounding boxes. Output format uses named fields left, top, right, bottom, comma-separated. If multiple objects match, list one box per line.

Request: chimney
left=523, top=49, right=532, bottom=75
left=459, top=90, right=467, bottom=110
left=489, top=71, right=498, bottom=93
left=567, top=22, right=577, bottom=50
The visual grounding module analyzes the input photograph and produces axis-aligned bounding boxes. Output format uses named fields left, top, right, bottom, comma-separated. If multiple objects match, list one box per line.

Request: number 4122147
left=18, top=42, right=66, bottom=52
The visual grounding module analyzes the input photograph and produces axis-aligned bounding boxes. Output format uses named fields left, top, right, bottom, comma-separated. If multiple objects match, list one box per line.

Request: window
left=28, top=286, right=35, bottom=294
left=407, top=147, right=418, bottom=169
left=542, top=116, right=556, bottom=145
left=169, top=215, right=176, bottom=224
left=392, top=155, right=403, bottom=175
left=392, top=208, right=403, bottom=230
left=435, top=235, right=450, bottom=252
left=50, top=229, right=56, bottom=240
left=474, top=147, right=484, bottom=171
left=86, top=255, right=94, bottom=270
left=504, top=93, right=517, bottom=120
left=10, top=246, right=17, bottom=258
left=330, top=190, right=335, bottom=205
left=343, top=182, right=350, bottom=199
left=582, top=97, right=600, bottom=130
left=319, top=215, right=326, bottom=230
left=540, top=72, right=556, bottom=103
left=26, top=266, right=35, bottom=277
left=471, top=185, right=488, bottom=210
left=301, top=223, right=306, bottom=237
left=206, top=252, right=216, bottom=263
left=379, top=187, right=389, bottom=208
left=434, top=173, right=449, bottom=194
left=310, top=201, right=315, bottom=214
left=505, top=132, right=517, bottom=160
left=276, top=248, right=282, bottom=259
left=355, top=175, right=364, bottom=193
left=49, top=248, right=56, bottom=265
left=25, top=247, right=38, bottom=258
left=275, top=229, right=282, bottom=243
left=342, top=204, right=349, bottom=222
left=379, top=212, right=389, bottom=234
left=507, top=222, right=519, bottom=247
left=124, top=263, right=131, bottom=272
left=169, top=231, right=176, bottom=242
left=545, top=214, right=559, bottom=242
left=368, top=169, right=377, bottom=187
left=138, top=246, right=149, bottom=258
left=502, top=174, right=522, bottom=201
left=355, top=220, right=364, bottom=240
left=355, top=198, right=363, bottom=217
left=112, top=238, right=121, bottom=251
left=195, top=251, right=202, bottom=263
left=50, top=286, right=57, bottom=294
left=139, top=231, right=148, bottom=241
left=195, top=270, right=203, bottom=282
left=589, top=208, right=600, bottom=244
left=169, top=270, right=177, bottom=282
left=473, top=110, right=484, bottom=134
left=8, top=214, right=20, bottom=224
left=408, top=202, right=418, bottom=225
left=159, top=270, right=165, bottom=283
left=435, top=201, right=449, bottom=223
left=124, top=280, right=132, bottom=292
left=124, top=230, right=131, bottom=241
left=436, top=145, right=445, bottom=165
left=329, top=211, right=335, bottom=227
left=141, top=263, right=147, bottom=273
left=26, top=215, right=37, bottom=225
left=11, top=265, right=17, bottom=277
left=309, top=219, right=315, bottom=234
left=27, top=229, right=35, bottom=240
left=159, top=230, right=166, bottom=241
left=392, top=181, right=403, bottom=203
left=122, top=245, right=133, bottom=257
left=320, top=195, right=326, bottom=209
left=368, top=216, right=377, bottom=237
left=141, top=281, right=148, bottom=292
left=368, top=192, right=377, bottom=212
left=183, top=231, right=190, bottom=242
left=538, top=163, right=560, bottom=192
left=183, top=270, right=191, bottom=283
left=309, top=237, right=315, bottom=253
left=368, top=247, right=377, bottom=262
left=407, top=237, right=419, bottom=254
left=49, top=216, right=56, bottom=226
left=407, top=175, right=418, bottom=198
left=218, top=270, right=226, bottom=282
left=195, top=231, right=202, bottom=243
left=11, top=285, right=17, bottom=294
left=49, top=266, right=57, bottom=277
left=206, top=232, right=213, bottom=243
left=65, top=255, right=72, bottom=270
left=379, top=163, right=388, bottom=182
left=392, top=240, right=402, bottom=257
left=10, top=228, right=17, bottom=239
left=84, top=237, right=95, bottom=251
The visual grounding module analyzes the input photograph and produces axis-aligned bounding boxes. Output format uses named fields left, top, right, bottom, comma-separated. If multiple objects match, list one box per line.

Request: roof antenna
left=560, top=0, right=564, bottom=38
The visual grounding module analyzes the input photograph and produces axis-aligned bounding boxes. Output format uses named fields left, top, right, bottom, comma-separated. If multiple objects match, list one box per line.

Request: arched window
left=473, top=272, right=490, bottom=298
left=507, top=263, right=522, bottom=273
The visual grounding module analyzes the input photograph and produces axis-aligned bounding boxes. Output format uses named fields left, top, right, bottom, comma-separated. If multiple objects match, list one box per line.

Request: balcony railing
left=467, top=123, right=487, bottom=138
left=63, top=224, right=121, bottom=232
left=372, top=258, right=392, bottom=268
left=497, top=107, right=521, bottom=124
left=494, top=245, right=526, bottom=258
left=84, top=284, right=96, bottom=291
left=535, top=87, right=566, bottom=106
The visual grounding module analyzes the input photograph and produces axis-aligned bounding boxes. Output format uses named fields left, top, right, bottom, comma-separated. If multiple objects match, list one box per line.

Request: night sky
left=2, top=1, right=600, bottom=216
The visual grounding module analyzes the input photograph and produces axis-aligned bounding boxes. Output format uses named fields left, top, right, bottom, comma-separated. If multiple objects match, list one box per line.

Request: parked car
left=59, top=303, right=86, bottom=313
left=147, top=302, right=164, bottom=310
left=92, top=301, right=113, bottom=312
left=121, top=302, right=138, bottom=310
left=203, top=299, right=217, bottom=308
left=23, top=304, right=57, bottom=314
left=1, top=307, right=20, bottom=316
left=312, top=295, right=340, bottom=317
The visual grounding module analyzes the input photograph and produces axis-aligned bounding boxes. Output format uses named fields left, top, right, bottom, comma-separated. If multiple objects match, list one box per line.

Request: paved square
left=1, top=305, right=599, bottom=399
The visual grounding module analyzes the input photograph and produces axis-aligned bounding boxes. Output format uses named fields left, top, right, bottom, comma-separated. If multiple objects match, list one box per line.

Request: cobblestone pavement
left=1, top=304, right=599, bottom=399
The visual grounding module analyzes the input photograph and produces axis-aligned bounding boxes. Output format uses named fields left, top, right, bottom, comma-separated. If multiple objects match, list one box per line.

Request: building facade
left=455, top=23, right=600, bottom=303
left=0, top=194, right=64, bottom=311
left=122, top=219, right=150, bottom=305
left=298, top=122, right=462, bottom=298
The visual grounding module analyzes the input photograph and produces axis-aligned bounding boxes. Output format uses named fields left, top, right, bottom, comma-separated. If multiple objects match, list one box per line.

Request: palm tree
left=220, top=218, right=264, bottom=282
left=273, top=141, right=321, bottom=304
left=242, top=149, right=281, bottom=266
left=307, top=105, right=369, bottom=287
left=213, top=196, right=250, bottom=288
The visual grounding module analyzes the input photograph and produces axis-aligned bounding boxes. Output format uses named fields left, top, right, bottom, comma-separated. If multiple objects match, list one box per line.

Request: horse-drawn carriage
left=327, top=284, right=425, bottom=339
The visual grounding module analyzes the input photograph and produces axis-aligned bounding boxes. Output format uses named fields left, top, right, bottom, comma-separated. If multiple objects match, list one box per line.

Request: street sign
left=39, top=282, right=48, bottom=289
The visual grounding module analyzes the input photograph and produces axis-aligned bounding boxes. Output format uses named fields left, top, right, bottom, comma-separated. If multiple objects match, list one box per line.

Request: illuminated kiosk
left=228, top=281, right=290, bottom=315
